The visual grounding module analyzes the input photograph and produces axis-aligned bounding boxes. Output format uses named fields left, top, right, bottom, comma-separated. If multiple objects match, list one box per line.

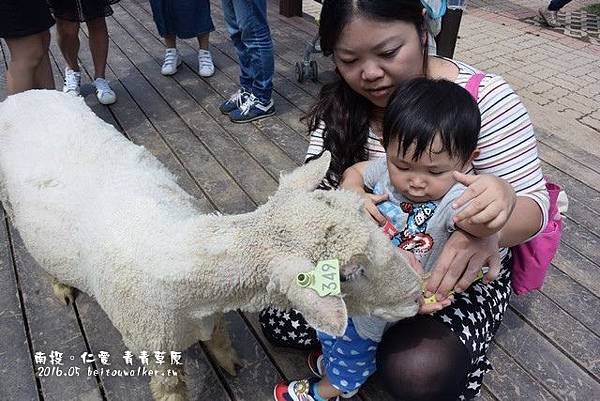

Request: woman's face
left=333, top=16, right=425, bottom=108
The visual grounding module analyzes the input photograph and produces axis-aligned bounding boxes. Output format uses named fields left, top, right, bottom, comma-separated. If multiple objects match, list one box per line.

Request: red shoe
left=307, top=350, right=324, bottom=377
left=274, top=378, right=338, bottom=401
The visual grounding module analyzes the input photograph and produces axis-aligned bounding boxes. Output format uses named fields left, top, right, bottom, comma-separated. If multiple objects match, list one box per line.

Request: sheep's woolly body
left=0, top=91, right=422, bottom=363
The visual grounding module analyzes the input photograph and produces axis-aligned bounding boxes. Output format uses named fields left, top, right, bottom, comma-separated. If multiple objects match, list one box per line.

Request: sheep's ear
left=278, top=151, right=331, bottom=192
left=267, top=254, right=348, bottom=337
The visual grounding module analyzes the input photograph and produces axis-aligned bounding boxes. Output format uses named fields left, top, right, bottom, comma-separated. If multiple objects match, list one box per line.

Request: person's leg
left=55, top=18, right=80, bottom=71
left=197, top=33, right=209, bottom=50
left=221, top=0, right=252, bottom=90
left=232, top=0, right=273, bottom=104
left=548, top=0, right=572, bottom=11
left=86, top=17, right=108, bottom=79
left=34, top=30, right=55, bottom=90
left=86, top=17, right=116, bottom=104
left=197, top=32, right=215, bottom=77
left=164, top=35, right=176, bottom=49
left=259, top=306, right=319, bottom=349
left=5, top=31, right=48, bottom=94
left=376, top=316, right=470, bottom=401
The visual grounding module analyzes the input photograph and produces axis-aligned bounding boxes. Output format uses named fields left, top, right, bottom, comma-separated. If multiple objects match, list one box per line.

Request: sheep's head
left=264, top=152, right=422, bottom=337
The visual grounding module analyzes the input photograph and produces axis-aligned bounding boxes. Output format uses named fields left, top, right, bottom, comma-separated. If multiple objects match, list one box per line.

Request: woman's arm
left=428, top=74, right=550, bottom=300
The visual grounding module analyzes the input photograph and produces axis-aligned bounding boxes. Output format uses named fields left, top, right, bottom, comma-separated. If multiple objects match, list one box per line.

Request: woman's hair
left=305, top=0, right=429, bottom=187
left=383, top=78, right=481, bottom=164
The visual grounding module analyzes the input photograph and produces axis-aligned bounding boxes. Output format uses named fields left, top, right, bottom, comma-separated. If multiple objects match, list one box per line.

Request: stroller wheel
left=295, top=61, right=305, bottom=82
left=309, top=60, right=319, bottom=82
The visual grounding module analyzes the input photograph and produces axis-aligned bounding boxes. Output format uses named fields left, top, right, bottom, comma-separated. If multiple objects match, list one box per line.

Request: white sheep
left=0, top=90, right=422, bottom=401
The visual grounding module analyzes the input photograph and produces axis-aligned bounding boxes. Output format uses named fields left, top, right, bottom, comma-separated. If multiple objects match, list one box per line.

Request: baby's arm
left=341, top=162, right=388, bottom=225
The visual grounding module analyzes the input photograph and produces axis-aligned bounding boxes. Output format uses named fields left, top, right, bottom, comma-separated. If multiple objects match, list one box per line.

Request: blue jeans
left=221, top=0, right=274, bottom=103
left=548, top=0, right=571, bottom=11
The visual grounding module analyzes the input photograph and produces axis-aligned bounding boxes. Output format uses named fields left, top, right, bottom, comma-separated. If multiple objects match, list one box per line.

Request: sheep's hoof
left=213, top=347, right=241, bottom=377
left=51, top=278, right=75, bottom=305
left=150, top=376, right=187, bottom=401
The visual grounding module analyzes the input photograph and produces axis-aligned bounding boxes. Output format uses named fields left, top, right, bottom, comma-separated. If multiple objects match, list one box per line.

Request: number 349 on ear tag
left=296, top=259, right=341, bottom=297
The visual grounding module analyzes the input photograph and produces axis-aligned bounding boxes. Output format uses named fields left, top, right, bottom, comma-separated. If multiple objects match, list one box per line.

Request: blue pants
left=221, top=0, right=274, bottom=103
left=149, top=0, right=214, bottom=39
left=317, top=319, right=378, bottom=394
left=548, top=0, right=572, bottom=11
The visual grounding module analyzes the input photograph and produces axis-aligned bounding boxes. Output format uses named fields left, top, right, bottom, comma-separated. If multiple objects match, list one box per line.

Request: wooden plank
left=538, top=141, right=600, bottom=192
left=96, top=20, right=256, bottom=215
left=103, top=16, right=278, bottom=206
left=0, top=210, right=40, bottom=401
left=537, top=127, right=600, bottom=175
left=552, top=242, right=600, bottom=297
left=484, top=344, right=558, bottom=401
left=493, top=309, right=600, bottom=400
left=110, top=6, right=299, bottom=178
left=279, top=0, right=302, bottom=17
left=117, top=1, right=309, bottom=164
left=540, top=264, right=600, bottom=336
left=9, top=226, right=104, bottom=401
left=509, top=293, right=600, bottom=379
left=128, top=0, right=313, bottom=138
left=542, top=161, right=600, bottom=221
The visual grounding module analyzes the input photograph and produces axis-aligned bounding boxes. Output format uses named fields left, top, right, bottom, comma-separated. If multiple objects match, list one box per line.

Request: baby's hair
left=382, top=78, right=481, bottom=164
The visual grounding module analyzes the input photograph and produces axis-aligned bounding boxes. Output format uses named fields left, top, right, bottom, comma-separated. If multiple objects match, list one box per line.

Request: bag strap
left=465, top=72, right=486, bottom=101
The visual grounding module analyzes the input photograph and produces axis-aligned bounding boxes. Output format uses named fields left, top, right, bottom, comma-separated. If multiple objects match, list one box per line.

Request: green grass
left=583, top=4, right=600, bottom=16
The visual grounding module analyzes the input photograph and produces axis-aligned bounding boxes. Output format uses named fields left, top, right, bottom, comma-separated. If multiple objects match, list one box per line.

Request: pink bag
left=465, top=73, right=564, bottom=295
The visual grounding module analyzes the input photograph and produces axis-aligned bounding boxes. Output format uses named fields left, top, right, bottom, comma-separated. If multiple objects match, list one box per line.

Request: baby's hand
left=361, top=192, right=389, bottom=226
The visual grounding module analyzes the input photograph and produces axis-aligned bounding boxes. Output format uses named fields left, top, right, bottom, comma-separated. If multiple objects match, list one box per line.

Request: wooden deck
left=1, top=1, right=599, bottom=400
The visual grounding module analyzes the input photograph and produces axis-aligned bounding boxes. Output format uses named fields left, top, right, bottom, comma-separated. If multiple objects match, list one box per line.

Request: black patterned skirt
left=48, top=0, right=121, bottom=22
left=0, top=0, right=55, bottom=39
left=259, top=257, right=513, bottom=400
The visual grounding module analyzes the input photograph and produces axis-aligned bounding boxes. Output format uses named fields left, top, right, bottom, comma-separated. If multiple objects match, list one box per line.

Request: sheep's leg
left=203, top=315, right=240, bottom=376
left=51, top=277, right=75, bottom=305
left=149, top=360, right=187, bottom=401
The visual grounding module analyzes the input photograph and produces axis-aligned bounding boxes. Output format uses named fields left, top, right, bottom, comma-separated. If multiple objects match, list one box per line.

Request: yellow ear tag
left=422, top=271, right=485, bottom=305
left=296, top=259, right=341, bottom=297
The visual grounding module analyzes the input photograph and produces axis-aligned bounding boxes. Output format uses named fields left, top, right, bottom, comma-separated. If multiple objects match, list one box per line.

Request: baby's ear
left=467, top=148, right=480, bottom=166
left=267, top=255, right=348, bottom=337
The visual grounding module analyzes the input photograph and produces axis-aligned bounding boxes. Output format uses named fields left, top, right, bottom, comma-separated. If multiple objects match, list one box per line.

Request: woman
left=149, top=0, right=215, bottom=78
left=261, top=1, right=549, bottom=400
left=48, top=0, right=119, bottom=105
left=0, top=0, right=55, bottom=95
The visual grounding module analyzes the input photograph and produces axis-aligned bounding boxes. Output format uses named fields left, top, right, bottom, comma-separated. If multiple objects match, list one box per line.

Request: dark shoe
left=538, top=7, right=560, bottom=27
left=219, top=88, right=250, bottom=114
left=228, top=94, right=275, bottom=123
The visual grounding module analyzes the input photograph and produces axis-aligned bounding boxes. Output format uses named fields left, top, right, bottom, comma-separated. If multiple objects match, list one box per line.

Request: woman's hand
left=397, top=249, right=454, bottom=314
left=425, top=230, right=502, bottom=301
left=452, top=172, right=516, bottom=232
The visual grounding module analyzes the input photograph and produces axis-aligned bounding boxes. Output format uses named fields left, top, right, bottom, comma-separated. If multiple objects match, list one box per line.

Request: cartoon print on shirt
left=373, top=183, right=437, bottom=256
left=395, top=202, right=436, bottom=255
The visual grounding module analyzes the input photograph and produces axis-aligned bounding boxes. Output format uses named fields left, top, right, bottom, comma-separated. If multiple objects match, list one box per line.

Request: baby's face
left=386, top=137, right=470, bottom=202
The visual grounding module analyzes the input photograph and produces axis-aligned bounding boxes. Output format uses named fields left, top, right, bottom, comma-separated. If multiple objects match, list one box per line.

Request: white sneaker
left=198, top=49, right=214, bottom=77
left=161, top=48, right=181, bottom=76
left=63, top=67, right=81, bottom=95
left=94, top=78, right=117, bottom=105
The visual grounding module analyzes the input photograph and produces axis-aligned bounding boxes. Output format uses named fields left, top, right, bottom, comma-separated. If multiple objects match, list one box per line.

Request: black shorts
left=48, top=0, right=121, bottom=23
left=0, top=0, right=55, bottom=39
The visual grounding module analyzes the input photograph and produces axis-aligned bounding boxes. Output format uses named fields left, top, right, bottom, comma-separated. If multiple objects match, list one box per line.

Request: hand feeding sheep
left=0, top=90, right=422, bottom=401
